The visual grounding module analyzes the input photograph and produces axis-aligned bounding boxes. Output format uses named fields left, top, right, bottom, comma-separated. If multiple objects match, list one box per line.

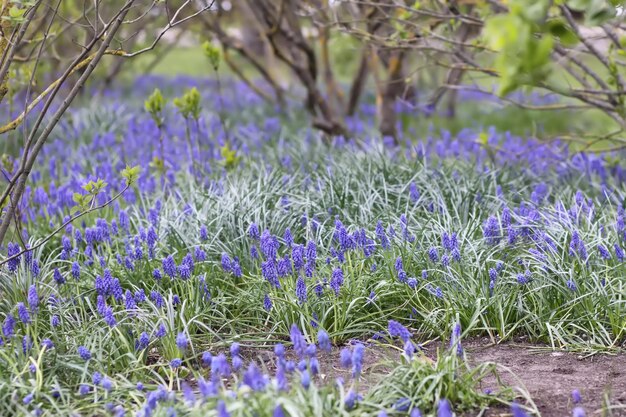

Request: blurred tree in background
left=1, top=0, right=626, bottom=245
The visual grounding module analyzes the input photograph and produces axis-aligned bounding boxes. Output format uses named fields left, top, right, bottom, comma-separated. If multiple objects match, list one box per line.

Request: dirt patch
left=217, top=339, right=626, bottom=416
left=461, top=338, right=626, bottom=417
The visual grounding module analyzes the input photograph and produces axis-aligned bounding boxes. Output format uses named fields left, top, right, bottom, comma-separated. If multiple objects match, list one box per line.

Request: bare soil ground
left=239, top=338, right=626, bottom=416
left=461, top=338, right=626, bottom=417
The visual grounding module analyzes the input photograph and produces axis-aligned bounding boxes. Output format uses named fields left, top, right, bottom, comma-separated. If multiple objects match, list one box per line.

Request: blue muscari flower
left=260, top=229, right=279, bottom=259
left=441, top=254, right=450, bottom=267
left=243, top=362, right=267, bottom=391
left=367, top=291, right=376, bottom=304
left=300, top=369, right=311, bottom=389
left=450, top=322, right=463, bottom=356
left=178, top=264, right=191, bottom=280
left=398, top=270, right=408, bottom=283
left=51, top=314, right=60, bottom=327
left=125, top=290, right=136, bottom=310
left=230, top=342, right=241, bottom=356
left=438, top=399, right=453, bottom=417
left=428, top=247, right=439, bottom=262
left=352, top=343, right=364, bottom=377
left=409, top=182, right=420, bottom=203
left=78, top=346, right=91, bottom=360
left=330, top=267, right=344, bottom=295
left=344, top=389, right=360, bottom=410
left=249, top=223, right=260, bottom=240
left=262, top=260, right=280, bottom=288
left=310, top=357, right=321, bottom=375
left=232, top=355, right=243, bottom=371
left=53, top=268, right=65, bottom=286
left=292, top=244, right=304, bottom=270
left=147, top=227, right=158, bottom=247
left=274, top=343, right=285, bottom=359
left=394, top=257, right=403, bottom=272
left=296, top=276, right=307, bottom=304
left=277, top=255, right=291, bottom=277
left=74, top=227, right=83, bottom=243
left=273, top=405, right=285, bottom=417
left=211, top=353, right=231, bottom=380
left=30, top=260, right=40, bottom=277
left=217, top=400, right=231, bottom=417
left=170, top=358, right=182, bottom=369
left=162, top=255, right=176, bottom=279
left=137, top=332, right=150, bottom=350
left=276, top=366, right=288, bottom=391
left=134, top=289, right=146, bottom=304
left=598, top=244, right=611, bottom=260
left=202, top=351, right=213, bottom=367
left=102, top=377, right=113, bottom=391
left=284, top=228, right=294, bottom=247
left=119, top=210, right=130, bottom=233
left=62, top=235, right=72, bottom=252
left=502, top=207, right=512, bottom=229
left=489, top=268, right=497, bottom=282
left=172, top=295, right=181, bottom=305
left=198, top=377, right=217, bottom=398
left=388, top=320, right=411, bottom=342
left=263, top=294, right=272, bottom=311
left=314, top=280, right=324, bottom=297
left=97, top=295, right=106, bottom=315
left=17, top=302, right=30, bottom=324
left=3, top=314, right=15, bottom=339
left=317, top=330, right=331, bottom=352
left=305, top=343, right=317, bottom=358
left=111, top=278, right=123, bottom=301
left=572, top=389, right=582, bottom=403
left=182, top=253, right=194, bottom=272
left=376, top=221, right=390, bottom=250
left=6, top=242, right=20, bottom=273
left=153, top=268, right=162, bottom=281
left=176, top=332, right=188, bottom=352
left=27, top=285, right=39, bottom=311
left=407, top=277, right=417, bottom=289
left=517, top=273, right=530, bottom=285
left=78, top=384, right=90, bottom=396
left=103, top=307, right=117, bottom=327
left=614, top=243, right=624, bottom=261
left=200, top=225, right=209, bottom=241
left=378, top=411, right=388, bottom=417
left=194, top=246, right=206, bottom=262
left=306, top=241, right=317, bottom=263
left=92, top=371, right=102, bottom=385
left=566, top=279, right=577, bottom=291
left=511, top=402, right=531, bottom=417
left=22, top=335, right=32, bottom=354
left=290, top=324, right=307, bottom=358
left=483, top=216, right=500, bottom=244
left=136, top=382, right=144, bottom=391
left=285, top=361, right=296, bottom=372
left=71, top=261, right=80, bottom=279
left=150, top=291, right=165, bottom=308
left=339, top=348, right=352, bottom=368
left=573, top=407, right=586, bottom=417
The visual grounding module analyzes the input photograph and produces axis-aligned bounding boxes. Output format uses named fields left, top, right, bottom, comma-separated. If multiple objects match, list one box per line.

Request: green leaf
left=202, top=41, right=221, bottom=71
left=547, top=19, right=579, bottom=46
left=121, top=165, right=141, bottom=185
